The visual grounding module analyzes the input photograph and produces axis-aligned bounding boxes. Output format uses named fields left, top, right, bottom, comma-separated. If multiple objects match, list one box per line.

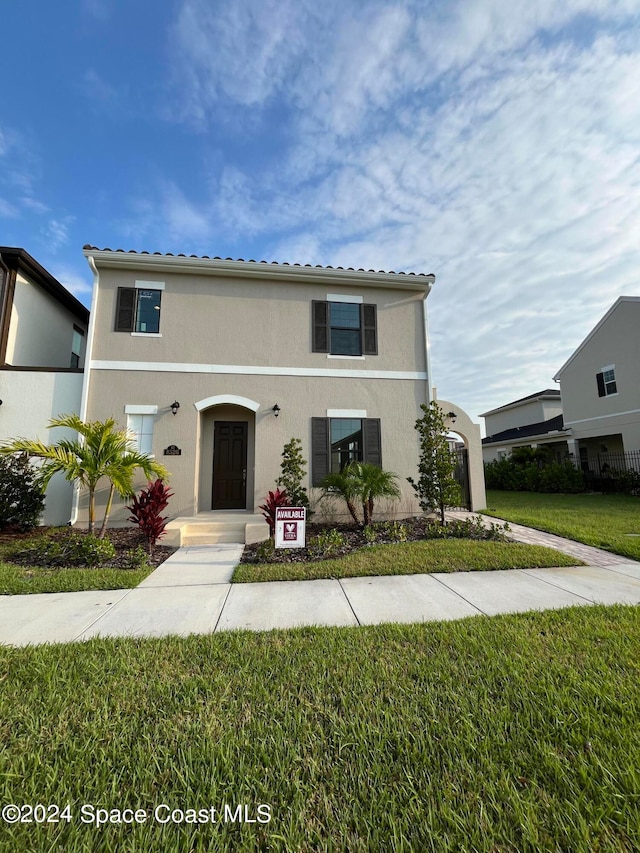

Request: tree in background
left=276, top=437, right=310, bottom=509
left=0, top=414, right=169, bottom=536
left=407, top=401, right=459, bottom=524
left=0, top=454, right=46, bottom=531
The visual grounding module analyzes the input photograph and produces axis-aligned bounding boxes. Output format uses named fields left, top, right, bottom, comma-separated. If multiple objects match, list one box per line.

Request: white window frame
left=601, top=364, right=618, bottom=397
left=124, top=404, right=158, bottom=455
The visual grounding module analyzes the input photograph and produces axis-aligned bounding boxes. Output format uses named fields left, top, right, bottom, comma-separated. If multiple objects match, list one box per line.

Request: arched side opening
left=437, top=398, right=486, bottom=512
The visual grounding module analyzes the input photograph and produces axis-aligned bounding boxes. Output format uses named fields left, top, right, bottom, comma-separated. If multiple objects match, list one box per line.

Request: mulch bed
left=240, top=517, right=437, bottom=565
left=0, top=526, right=177, bottom=571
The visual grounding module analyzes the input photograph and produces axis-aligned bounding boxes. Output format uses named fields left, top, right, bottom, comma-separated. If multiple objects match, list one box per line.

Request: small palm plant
left=320, top=462, right=401, bottom=527
left=0, top=414, right=169, bottom=537
left=350, top=462, right=401, bottom=526
left=319, top=466, right=363, bottom=526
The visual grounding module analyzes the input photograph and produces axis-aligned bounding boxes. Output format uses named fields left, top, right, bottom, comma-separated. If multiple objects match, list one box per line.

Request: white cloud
left=43, top=217, right=75, bottom=251
left=142, top=2, right=640, bottom=418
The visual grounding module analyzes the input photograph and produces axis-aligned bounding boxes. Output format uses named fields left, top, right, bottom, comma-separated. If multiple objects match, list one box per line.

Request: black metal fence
left=579, top=449, right=640, bottom=493
left=451, top=448, right=471, bottom=510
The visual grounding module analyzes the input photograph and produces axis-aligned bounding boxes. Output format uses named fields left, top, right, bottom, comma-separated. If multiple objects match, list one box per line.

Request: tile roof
left=82, top=246, right=433, bottom=278
left=483, top=414, right=567, bottom=445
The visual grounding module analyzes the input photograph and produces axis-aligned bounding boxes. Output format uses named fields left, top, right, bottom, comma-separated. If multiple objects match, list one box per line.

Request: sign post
left=274, top=507, right=306, bottom=549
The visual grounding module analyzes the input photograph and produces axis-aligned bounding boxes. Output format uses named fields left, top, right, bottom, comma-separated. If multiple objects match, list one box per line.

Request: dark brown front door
left=212, top=422, right=248, bottom=509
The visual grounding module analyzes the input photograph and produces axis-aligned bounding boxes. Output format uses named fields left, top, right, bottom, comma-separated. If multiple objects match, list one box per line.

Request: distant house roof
left=479, top=389, right=560, bottom=418
left=82, top=246, right=435, bottom=291
left=553, top=296, right=640, bottom=380
left=482, top=414, right=568, bottom=446
left=0, top=247, right=89, bottom=323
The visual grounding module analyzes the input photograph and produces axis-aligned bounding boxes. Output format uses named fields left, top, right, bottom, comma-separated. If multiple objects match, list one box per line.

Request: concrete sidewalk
left=1, top=530, right=640, bottom=646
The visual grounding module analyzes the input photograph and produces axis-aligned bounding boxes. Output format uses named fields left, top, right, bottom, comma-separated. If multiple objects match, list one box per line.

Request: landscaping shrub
left=255, top=537, right=276, bottom=561
left=485, top=457, right=584, bottom=493
left=307, top=529, right=347, bottom=558
left=121, top=545, right=151, bottom=570
left=9, top=532, right=116, bottom=567
left=363, top=521, right=409, bottom=544
left=424, top=516, right=509, bottom=542
left=0, top=454, right=45, bottom=531
left=259, top=487, right=291, bottom=536
left=129, top=479, right=174, bottom=554
left=276, top=437, right=310, bottom=509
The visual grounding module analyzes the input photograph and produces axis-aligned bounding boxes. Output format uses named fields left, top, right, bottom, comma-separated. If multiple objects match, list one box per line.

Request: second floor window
left=596, top=365, right=617, bottom=397
left=70, top=325, right=84, bottom=368
left=115, top=284, right=163, bottom=334
left=312, top=300, right=377, bottom=355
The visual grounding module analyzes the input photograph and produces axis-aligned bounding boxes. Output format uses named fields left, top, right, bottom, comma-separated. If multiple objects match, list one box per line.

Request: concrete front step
left=165, top=513, right=269, bottom=547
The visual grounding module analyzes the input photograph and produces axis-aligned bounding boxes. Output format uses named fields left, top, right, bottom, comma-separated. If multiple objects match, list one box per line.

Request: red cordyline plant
left=129, top=479, right=174, bottom=554
left=259, top=487, right=291, bottom=537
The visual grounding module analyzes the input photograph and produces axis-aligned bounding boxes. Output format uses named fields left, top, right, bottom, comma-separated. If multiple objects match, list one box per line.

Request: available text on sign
left=274, top=507, right=306, bottom=549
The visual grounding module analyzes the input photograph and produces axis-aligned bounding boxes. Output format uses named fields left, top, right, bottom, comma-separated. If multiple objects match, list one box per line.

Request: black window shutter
left=312, top=301, right=329, bottom=353
left=361, top=304, right=378, bottom=355
left=115, top=288, right=136, bottom=332
left=311, top=418, right=330, bottom=486
left=363, top=418, right=382, bottom=467
left=596, top=372, right=606, bottom=397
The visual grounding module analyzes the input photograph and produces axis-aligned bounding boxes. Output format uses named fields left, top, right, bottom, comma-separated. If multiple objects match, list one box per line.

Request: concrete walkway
left=1, top=529, right=640, bottom=647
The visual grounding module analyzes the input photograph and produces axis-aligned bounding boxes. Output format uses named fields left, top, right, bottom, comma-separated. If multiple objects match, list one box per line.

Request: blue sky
left=2, top=0, right=639, bottom=422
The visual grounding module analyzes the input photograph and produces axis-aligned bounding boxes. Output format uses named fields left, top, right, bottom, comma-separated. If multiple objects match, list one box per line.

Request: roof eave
left=0, top=246, right=89, bottom=323
left=82, top=248, right=435, bottom=293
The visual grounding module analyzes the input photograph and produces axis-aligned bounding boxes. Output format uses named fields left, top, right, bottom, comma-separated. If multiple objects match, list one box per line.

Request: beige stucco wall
left=559, top=300, right=640, bottom=451
left=81, top=368, right=430, bottom=524
left=0, top=369, right=84, bottom=525
left=6, top=272, right=87, bottom=368
left=484, top=397, right=562, bottom=436
left=90, top=268, right=427, bottom=374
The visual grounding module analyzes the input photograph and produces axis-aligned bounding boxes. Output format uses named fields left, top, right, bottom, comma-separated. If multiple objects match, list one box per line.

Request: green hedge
left=484, top=458, right=584, bottom=493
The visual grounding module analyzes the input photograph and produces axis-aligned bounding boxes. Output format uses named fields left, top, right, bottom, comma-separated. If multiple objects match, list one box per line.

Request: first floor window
left=115, top=282, right=164, bottom=333
left=127, top=414, right=155, bottom=454
left=596, top=365, right=617, bottom=397
left=312, top=417, right=381, bottom=485
left=330, top=418, right=363, bottom=471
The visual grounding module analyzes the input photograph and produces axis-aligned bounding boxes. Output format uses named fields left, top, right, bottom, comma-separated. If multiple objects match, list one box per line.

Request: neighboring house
left=0, top=247, right=90, bottom=524
left=553, top=296, right=640, bottom=475
left=80, top=246, right=485, bottom=538
left=481, top=389, right=570, bottom=463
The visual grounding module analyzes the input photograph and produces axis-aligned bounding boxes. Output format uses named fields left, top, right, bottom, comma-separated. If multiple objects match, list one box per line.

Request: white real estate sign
left=275, top=507, right=306, bottom=549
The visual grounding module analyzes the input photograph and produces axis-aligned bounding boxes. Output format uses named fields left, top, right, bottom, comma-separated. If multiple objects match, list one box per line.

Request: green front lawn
left=0, top=560, right=153, bottom=595
left=483, top=491, right=640, bottom=560
left=1, top=605, right=639, bottom=852
left=233, top=539, right=580, bottom=583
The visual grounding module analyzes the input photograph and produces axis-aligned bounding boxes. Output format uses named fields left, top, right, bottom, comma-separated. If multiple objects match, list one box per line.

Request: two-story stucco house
left=0, top=247, right=90, bottom=524
left=481, top=389, right=570, bottom=463
left=80, top=247, right=485, bottom=541
left=553, top=296, right=640, bottom=473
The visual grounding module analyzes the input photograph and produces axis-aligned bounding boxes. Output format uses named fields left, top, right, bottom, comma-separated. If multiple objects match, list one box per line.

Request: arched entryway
left=195, top=395, right=259, bottom=512
left=437, top=397, right=487, bottom=512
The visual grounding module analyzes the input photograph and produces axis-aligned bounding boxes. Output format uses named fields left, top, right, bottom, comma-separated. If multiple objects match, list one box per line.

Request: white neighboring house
left=481, top=389, right=570, bottom=463
left=553, top=296, right=640, bottom=475
left=0, top=247, right=89, bottom=524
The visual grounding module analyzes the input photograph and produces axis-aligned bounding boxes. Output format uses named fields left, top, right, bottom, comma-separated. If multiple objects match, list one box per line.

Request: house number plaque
left=164, top=445, right=182, bottom=456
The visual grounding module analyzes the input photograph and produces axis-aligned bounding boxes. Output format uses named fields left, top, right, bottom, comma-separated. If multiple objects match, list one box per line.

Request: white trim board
left=91, top=361, right=428, bottom=381
left=327, top=409, right=367, bottom=418
left=564, top=408, right=640, bottom=426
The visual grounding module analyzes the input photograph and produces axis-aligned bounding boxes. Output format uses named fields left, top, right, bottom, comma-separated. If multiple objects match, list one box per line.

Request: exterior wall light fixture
left=447, top=411, right=457, bottom=423
left=170, top=400, right=181, bottom=416
left=272, top=404, right=281, bottom=418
